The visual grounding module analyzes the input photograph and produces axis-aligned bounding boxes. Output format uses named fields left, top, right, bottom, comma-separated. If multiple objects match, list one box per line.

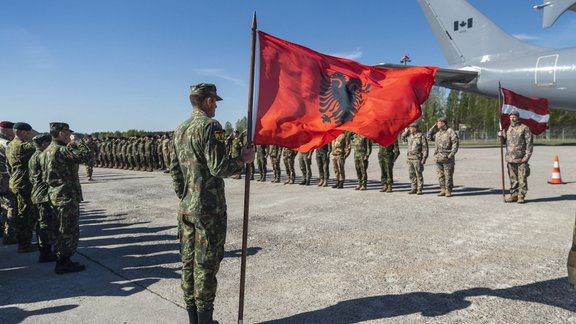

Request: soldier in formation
left=298, top=150, right=313, bottom=185
left=351, top=133, right=372, bottom=190
left=268, top=145, right=283, bottom=183
left=402, top=123, right=428, bottom=195
left=331, top=132, right=351, bottom=189
left=378, top=137, right=400, bottom=192
left=282, top=147, right=297, bottom=185
left=256, top=145, right=268, bottom=182
left=315, top=143, right=331, bottom=187
left=0, top=121, right=18, bottom=245
left=427, top=117, right=459, bottom=197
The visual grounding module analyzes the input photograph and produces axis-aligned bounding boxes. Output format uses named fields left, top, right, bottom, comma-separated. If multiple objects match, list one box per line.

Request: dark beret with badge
left=32, top=133, right=52, bottom=145
left=50, top=122, right=74, bottom=133
left=190, top=83, right=223, bottom=101
left=13, top=122, right=32, bottom=131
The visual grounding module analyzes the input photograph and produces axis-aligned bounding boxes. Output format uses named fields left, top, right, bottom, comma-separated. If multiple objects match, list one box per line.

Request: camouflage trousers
left=85, top=163, right=94, bottom=179
left=407, top=160, right=424, bottom=191
left=37, top=202, right=58, bottom=247
left=54, top=200, right=80, bottom=258
left=15, top=191, right=39, bottom=244
left=178, top=211, right=227, bottom=313
left=316, top=154, right=330, bottom=180
left=298, top=155, right=312, bottom=181
left=436, top=162, right=455, bottom=191
left=378, top=154, right=395, bottom=185
left=283, top=156, right=296, bottom=181
left=0, top=191, right=17, bottom=240
left=568, top=217, right=576, bottom=288
left=257, top=157, right=267, bottom=179
left=354, top=156, right=369, bottom=186
left=332, top=156, right=346, bottom=181
left=507, top=162, right=529, bottom=198
left=271, top=156, right=282, bottom=180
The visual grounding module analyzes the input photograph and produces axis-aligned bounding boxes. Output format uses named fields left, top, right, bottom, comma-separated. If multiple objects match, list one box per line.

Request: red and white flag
left=500, top=87, right=549, bottom=135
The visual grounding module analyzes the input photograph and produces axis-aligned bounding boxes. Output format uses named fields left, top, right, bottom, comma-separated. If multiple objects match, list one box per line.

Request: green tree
left=224, top=121, right=234, bottom=136
left=236, top=116, right=248, bottom=133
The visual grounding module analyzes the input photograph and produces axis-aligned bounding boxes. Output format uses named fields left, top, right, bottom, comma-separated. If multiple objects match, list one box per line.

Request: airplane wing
left=375, top=63, right=478, bottom=89
left=534, top=0, right=576, bottom=28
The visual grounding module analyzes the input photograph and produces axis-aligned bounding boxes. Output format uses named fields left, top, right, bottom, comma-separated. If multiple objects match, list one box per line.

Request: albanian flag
left=500, top=87, right=549, bottom=135
left=254, top=31, right=438, bottom=152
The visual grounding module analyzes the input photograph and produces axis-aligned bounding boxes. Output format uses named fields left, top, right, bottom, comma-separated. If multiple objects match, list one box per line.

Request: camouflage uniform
left=402, top=128, right=428, bottom=194
left=315, top=143, right=331, bottom=187
left=269, top=145, right=283, bottom=183
left=331, top=132, right=351, bottom=188
left=43, top=132, right=92, bottom=260
left=230, top=134, right=243, bottom=179
left=298, top=150, right=313, bottom=185
left=351, top=133, right=372, bottom=190
left=378, top=138, right=400, bottom=192
left=170, top=109, right=244, bottom=313
left=428, top=124, right=459, bottom=195
left=503, top=120, right=533, bottom=200
left=84, top=138, right=98, bottom=180
left=6, top=135, right=38, bottom=248
left=256, top=145, right=268, bottom=181
left=282, top=148, right=298, bottom=184
left=0, top=133, right=18, bottom=243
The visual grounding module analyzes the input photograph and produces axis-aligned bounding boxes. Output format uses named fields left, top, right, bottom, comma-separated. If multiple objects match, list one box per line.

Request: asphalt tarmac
left=1, top=145, right=575, bottom=323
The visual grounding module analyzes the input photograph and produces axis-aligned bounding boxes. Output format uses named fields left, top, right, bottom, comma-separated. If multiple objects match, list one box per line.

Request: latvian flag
left=500, top=87, right=549, bottom=135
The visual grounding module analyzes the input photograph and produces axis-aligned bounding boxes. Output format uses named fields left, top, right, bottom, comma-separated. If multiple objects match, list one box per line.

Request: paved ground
left=1, top=145, right=575, bottom=323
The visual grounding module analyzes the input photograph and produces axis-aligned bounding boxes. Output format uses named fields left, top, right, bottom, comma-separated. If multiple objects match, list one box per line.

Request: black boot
left=55, top=257, right=86, bottom=274
left=197, top=309, right=218, bottom=324
left=187, top=306, right=198, bottom=324
left=39, top=245, right=57, bottom=263
left=332, top=180, right=340, bottom=188
left=337, top=181, right=344, bottom=189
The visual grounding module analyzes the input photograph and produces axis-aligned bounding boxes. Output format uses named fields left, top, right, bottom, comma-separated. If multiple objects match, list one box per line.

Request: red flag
left=500, top=87, right=549, bottom=135
left=254, top=31, right=438, bottom=151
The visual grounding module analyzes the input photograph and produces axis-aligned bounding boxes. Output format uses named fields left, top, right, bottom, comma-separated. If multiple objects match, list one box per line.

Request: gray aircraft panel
left=534, top=0, right=576, bottom=28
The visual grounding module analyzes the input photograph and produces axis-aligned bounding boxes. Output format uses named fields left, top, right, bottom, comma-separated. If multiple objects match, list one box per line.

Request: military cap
left=409, top=122, right=419, bottom=128
left=13, top=122, right=32, bottom=131
left=0, top=121, right=14, bottom=128
left=509, top=110, right=520, bottom=116
left=32, top=133, right=52, bottom=145
left=190, top=83, right=223, bottom=101
left=437, top=117, right=447, bottom=123
left=49, top=122, right=74, bottom=133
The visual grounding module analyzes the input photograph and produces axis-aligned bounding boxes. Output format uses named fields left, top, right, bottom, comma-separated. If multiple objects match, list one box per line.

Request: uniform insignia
left=214, top=131, right=225, bottom=143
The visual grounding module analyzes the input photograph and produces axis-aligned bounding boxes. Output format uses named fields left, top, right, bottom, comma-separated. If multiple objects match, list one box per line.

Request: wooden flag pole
left=498, top=82, right=506, bottom=202
left=238, top=11, right=257, bottom=324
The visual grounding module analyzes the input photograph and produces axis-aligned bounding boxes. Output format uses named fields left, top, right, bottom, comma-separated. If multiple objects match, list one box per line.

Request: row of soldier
left=0, top=121, right=93, bottom=274
left=224, top=118, right=460, bottom=196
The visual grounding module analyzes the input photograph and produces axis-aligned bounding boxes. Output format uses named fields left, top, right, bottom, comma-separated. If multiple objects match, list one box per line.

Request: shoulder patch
left=214, top=130, right=225, bottom=143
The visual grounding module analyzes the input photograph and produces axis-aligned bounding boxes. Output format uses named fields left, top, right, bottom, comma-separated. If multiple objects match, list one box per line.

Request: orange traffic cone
left=548, top=155, right=565, bottom=184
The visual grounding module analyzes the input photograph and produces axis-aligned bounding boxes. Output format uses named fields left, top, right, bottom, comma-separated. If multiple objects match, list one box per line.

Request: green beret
left=50, top=122, right=74, bottom=133
left=13, top=122, right=32, bottom=131
left=509, top=110, right=520, bottom=116
left=32, top=133, right=52, bottom=145
left=190, top=83, right=223, bottom=101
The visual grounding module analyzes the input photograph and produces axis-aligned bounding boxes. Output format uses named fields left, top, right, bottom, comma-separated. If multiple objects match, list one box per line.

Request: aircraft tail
left=418, top=0, right=547, bottom=65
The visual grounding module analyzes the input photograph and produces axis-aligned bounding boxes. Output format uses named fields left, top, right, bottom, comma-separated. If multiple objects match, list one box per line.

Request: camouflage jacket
left=282, top=147, right=297, bottom=158
left=256, top=145, right=268, bottom=159
left=331, top=133, right=351, bottom=157
left=316, top=143, right=331, bottom=157
left=42, top=139, right=92, bottom=206
left=170, top=110, right=244, bottom=216
left=504, top=121, right=533, bottom=163
left=6, top=137, right=36, bottom=194
left=0, top=134, right=11, bottom=193
left=29, top=150, right=48, bottom=204
left=230, top=137, right=243, bottom=158
left=401, top=130, right=428, bottom=161
left=268, top=145, right=282, bottom=158
left=351, top=133, right=372, bottom=158
left=427, top=125, right=459, bottom=163
left=378, top=139, right=400, bottom=161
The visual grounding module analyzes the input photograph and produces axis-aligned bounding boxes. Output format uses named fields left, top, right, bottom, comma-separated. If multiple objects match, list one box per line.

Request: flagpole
left=498, top=82, right=506, bottom=202
left=238, top=11, right=257, bottom=324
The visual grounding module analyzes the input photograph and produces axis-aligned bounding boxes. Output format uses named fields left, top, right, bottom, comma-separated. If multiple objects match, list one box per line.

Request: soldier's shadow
left=260, top=277, right=575, bottom=323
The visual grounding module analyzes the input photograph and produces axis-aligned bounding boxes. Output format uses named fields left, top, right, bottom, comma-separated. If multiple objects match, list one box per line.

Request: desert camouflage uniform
left=503, top=121, right=533, bottom=198
left=170, top=110, right=244, bottom=312
left=331, top=132, right=351, bottom=183
left=428, top=125, right=459, bottom=193
left=0, top=134, right=17, bottom=242
left=269, top=145, right=283, bottom=182
left=351, top=133, right=372, bottom=189
left=378, top=138, right=400, bottom=190
left=402, top=129, right=428, bottom=192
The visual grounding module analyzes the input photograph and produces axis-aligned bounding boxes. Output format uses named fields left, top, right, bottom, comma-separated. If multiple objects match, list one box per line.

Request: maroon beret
left=0, top=121, right=14, bottom=128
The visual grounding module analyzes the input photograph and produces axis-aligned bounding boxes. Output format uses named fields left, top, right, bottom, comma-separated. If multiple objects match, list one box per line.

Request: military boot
left=322, top=180, right=329, bottom=187
left=317, top=179, right=324, bottom=187
left=386, top=185, right=393, bottom=193
left=332, top=181, right=340, bottom=188
left=416, top=189, right=423, bottom=195
left=505, top=196, right=518, bottom=203
left=517, top=196, right=525, bottom=204
left=360, top=184, right=367, bottom=191
left=445, top=190, right=452, bottom=197
left=55, top=257, right=86, bottom=274
left=299, top=179, right=307, bottom=185
left=379, top=184, right=388, bottom=192
left=437, top=189, right=445, bottom=197
left=305, top=179, right=311, bottom=185
left=337, top=181, right=344, bottom=189
left=187, top=305, right=198, bottom=324
left=39, top=245, right=57, bottom=263
left=289, top=178, right=295, bottom=184
left=355, top=185, right=361, bottom=190
left=408, top=189, right=417, bottom=194
left=261, top=175, right=266, bottom=182
left=197, top=309, right=219, bottom=324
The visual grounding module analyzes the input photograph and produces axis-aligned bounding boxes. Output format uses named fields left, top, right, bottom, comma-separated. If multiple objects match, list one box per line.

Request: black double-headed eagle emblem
left=319, top=71, right=371, bottom=125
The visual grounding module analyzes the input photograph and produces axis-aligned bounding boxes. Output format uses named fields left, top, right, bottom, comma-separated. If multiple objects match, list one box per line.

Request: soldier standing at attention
left=256, top=145, right=268, bottom=182
left=84, top=135, right=98, bottom=181
left=298, top=150, right=314, bottom=185
left=268, top=145, right=283, bottom=183
left=282, top=147, right=297, bottom=185
left=6, top=122, right=38, bottom=253
left=427, top=117, right=459, bottom=197
left=331, top=132, right=351, bottom=189
left=378, top=137, right=400, bottom=192
left=29, top=134, right=57, bottom=262
left=43, top=122, right=92, bottom=274
left=402, top=123, right=428, bottom=195
left=0, top=121, right=18, bottom=245
left=230, top=131, right=243, bottom=179
left=498, top=110, right=533, bottom=204
left=351, top=133, right=372, bottom=190
left=315, top=143, right=331, bottom=187
left=170, top=83, right=254, bottom=324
